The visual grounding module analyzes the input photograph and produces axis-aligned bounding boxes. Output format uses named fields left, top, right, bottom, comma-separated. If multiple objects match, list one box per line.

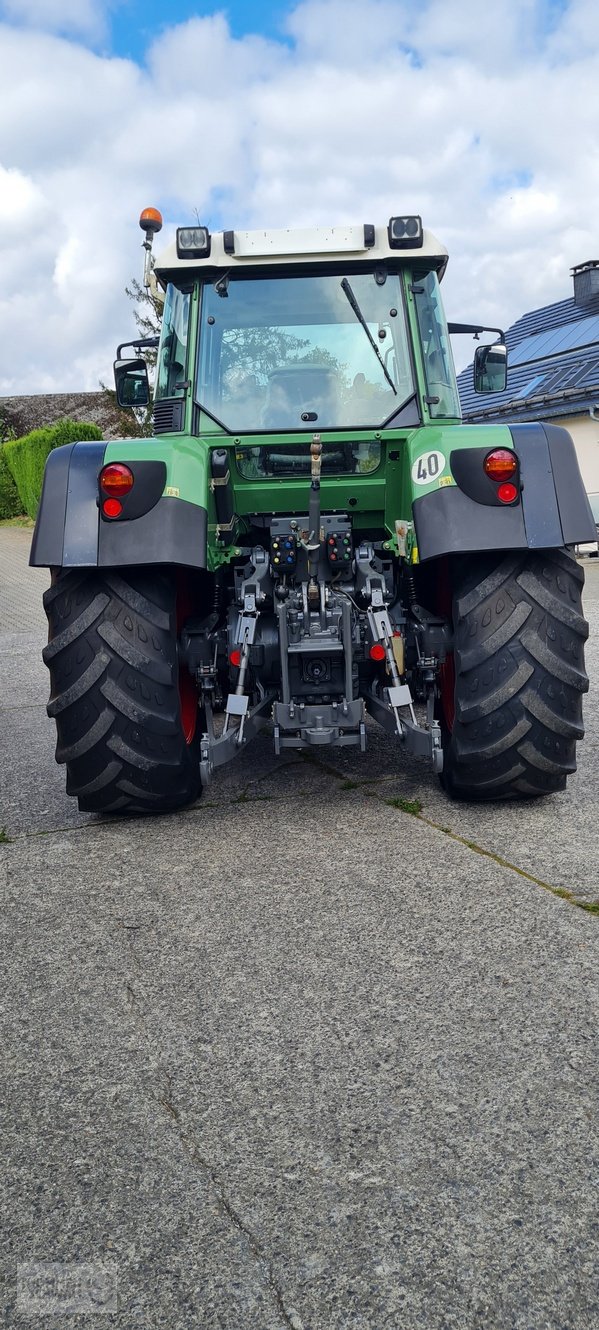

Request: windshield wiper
left=213, top=270, right=231, bottom=297
left=340, top=277, right=397, bottom=396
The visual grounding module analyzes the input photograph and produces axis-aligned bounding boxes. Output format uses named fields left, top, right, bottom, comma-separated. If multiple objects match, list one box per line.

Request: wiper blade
left=340, top=277, right=397, bottom=396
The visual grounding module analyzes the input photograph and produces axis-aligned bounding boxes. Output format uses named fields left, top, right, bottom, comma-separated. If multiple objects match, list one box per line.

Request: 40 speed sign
left=411, top=450, right=446, bottom=485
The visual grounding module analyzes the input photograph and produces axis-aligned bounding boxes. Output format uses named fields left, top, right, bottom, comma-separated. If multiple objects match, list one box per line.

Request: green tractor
left=32, top=210, right=594, bottom=813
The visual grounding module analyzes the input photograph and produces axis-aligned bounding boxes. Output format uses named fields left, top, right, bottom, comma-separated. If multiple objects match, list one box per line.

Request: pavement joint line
left=121, top=931, right=302, bottom=1330
left=3, top=754, right=597, bottom=916
left=379, top=795, right=599, bottom=917
left=298, top=752, right=599, bottom=916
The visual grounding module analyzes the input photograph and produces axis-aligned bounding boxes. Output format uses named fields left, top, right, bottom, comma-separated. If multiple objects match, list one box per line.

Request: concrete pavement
left=1, top=527, right=598, bottom=1329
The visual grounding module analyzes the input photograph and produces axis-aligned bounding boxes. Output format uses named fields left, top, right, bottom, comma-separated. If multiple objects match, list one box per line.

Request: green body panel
left=103, top=417, right=516, bottom=568
left=403, top=423, right=514, bottom=495
left=103, top=435, right=210, bottom=508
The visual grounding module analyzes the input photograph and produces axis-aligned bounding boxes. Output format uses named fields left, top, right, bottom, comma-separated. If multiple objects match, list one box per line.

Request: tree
left=99, top=279, right=163, bottom=437
left=123, top=278, right=163, bottom=370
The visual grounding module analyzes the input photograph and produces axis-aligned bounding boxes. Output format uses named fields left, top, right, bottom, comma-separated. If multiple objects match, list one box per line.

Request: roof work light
left=176, top=226, right=211, bottom=259
left=388, top=215, right=423, bottom=248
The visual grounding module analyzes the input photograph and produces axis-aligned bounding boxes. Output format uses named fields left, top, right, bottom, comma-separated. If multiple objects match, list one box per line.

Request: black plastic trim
left=98, top=496, right=208, bottom=569
left=382, top=393, right=421, bottom=429
left=413, top=486, right=527, bottom=562
left=450, top=447, right=520, bottom=507
left=29, top=442, right=76, bottom=567
left=63, top=442, right=106, bottom=565
left=153, top=398, right=184, bottom=434
left=507, top=423, right=562, bottom=548
left=223, top=230, right=235, bottom=254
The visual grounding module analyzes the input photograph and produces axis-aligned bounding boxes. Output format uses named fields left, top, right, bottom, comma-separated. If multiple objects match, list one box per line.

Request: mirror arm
left=448, top=322, right=505, bottom=341
left=115, top=336, right=160, bottom=359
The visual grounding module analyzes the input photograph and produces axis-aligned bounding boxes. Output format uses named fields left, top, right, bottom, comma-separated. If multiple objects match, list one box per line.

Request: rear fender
left=406, top=422, right=595, bottom=562
left=30, top=437, right=209, bottom=570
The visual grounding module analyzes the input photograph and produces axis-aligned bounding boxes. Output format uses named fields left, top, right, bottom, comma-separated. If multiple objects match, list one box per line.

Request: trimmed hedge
left=4, top=419, right=103, bottom=520
left=0, top=445, right=22, bottom=519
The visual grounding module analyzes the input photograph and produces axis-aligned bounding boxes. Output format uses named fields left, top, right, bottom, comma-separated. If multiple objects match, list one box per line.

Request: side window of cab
left=155, top=285, right=190, bottom=400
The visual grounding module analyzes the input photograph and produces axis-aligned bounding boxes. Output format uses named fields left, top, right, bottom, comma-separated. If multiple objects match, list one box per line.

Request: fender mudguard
left=412, top=422, right=596, bottom=561
left=30, top=440, right=208, bottom=570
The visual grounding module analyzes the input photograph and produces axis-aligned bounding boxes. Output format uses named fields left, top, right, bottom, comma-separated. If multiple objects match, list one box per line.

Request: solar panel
left=516, top=374, right=544, bottom=398
left=520, top=356, right=599, bottom=397
left=577, top=358, right=599, bottom=388
left=539, top=365, right=579, bottom=394
left=509, top=313, right=599, bottom=366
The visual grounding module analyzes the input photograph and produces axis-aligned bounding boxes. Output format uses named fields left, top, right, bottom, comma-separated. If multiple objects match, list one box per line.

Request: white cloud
left=0, top=0, right=108, bottom=41
left=1, top=1, right=599, bottom=392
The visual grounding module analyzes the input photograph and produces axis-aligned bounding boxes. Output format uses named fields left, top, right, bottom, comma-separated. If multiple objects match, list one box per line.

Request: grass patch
left=0, top=827, right=11, bottom=844
left=0, top=515, right=34, bottom=528
left=340, top=779, right=359, bottom=790
left=386, top=796, right=423, bottom=816
left=232, top=792, right=273, bottom=804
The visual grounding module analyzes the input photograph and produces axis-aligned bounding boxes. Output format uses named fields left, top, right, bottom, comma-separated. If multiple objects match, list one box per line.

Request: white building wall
left=546, top=412, right=599, bottom=494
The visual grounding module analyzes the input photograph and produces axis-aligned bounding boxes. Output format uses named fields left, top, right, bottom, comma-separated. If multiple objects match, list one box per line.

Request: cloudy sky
left=1, top=0, right=598, bottom=393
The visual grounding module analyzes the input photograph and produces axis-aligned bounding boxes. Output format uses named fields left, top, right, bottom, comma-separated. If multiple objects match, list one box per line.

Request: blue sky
left=1, top=0, right=599, bottom=392
left=108, top=0, right=288, bottom=57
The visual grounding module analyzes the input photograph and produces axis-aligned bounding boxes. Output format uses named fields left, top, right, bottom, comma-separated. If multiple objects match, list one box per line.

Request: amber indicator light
left=483, top=448, right=518, bottom=481
left=100, top=463, right=134, bottom=497
left=139, top=207, right=163, bottom=232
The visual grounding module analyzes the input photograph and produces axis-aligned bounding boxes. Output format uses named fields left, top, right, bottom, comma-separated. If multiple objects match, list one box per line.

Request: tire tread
left=441, top=548, right=588, bottom=801
left=44, top=570, right=201, bottom=814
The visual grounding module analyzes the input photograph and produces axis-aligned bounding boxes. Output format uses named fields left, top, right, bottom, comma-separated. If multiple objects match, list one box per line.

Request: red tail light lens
left=497, top=482, right=519, bottom=504
left=483, top=449, right=517, bottom=481
left=229, top=649, right=242, bottom=667
left=102, top=498, right=123, bottom=518
left=369, top=643, right=386, bottom=661
left=100, top=463, right=134, bottom=497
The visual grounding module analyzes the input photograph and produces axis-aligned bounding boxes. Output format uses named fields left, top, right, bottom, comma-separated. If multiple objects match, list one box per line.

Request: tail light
left=483, top=449, right=518, bottom=481
left=99, top=463, right=134, bottom=497
left=497, top=482, right=519, bottom=504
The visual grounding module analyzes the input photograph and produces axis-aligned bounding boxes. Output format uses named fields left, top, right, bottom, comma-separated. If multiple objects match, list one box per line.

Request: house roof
left=457, top=286, right=599, bottom=423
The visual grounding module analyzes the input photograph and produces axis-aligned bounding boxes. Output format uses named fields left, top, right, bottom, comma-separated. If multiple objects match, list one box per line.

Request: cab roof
left=153, top=222, right=449, bottom=283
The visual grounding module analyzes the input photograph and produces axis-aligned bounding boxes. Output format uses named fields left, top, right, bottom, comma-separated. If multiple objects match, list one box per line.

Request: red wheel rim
left=435, top=556, right=455, bottom=734
left=176, top=574, right=198, bottom=746
left=178, top=669, right=198, bottom=745
left=439, top=653, right=455, bottom=733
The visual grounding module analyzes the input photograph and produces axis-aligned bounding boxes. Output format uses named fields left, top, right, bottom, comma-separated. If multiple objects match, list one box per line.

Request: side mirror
left=474, top=341, right=507, bottom=394
left=114, top=358, right=150, bottom=408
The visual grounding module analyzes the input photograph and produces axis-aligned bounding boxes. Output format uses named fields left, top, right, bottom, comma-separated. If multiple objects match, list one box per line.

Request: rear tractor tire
left=43, top=569, right=202, bottom=814
left=438, top=548, right=589, bottom=800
